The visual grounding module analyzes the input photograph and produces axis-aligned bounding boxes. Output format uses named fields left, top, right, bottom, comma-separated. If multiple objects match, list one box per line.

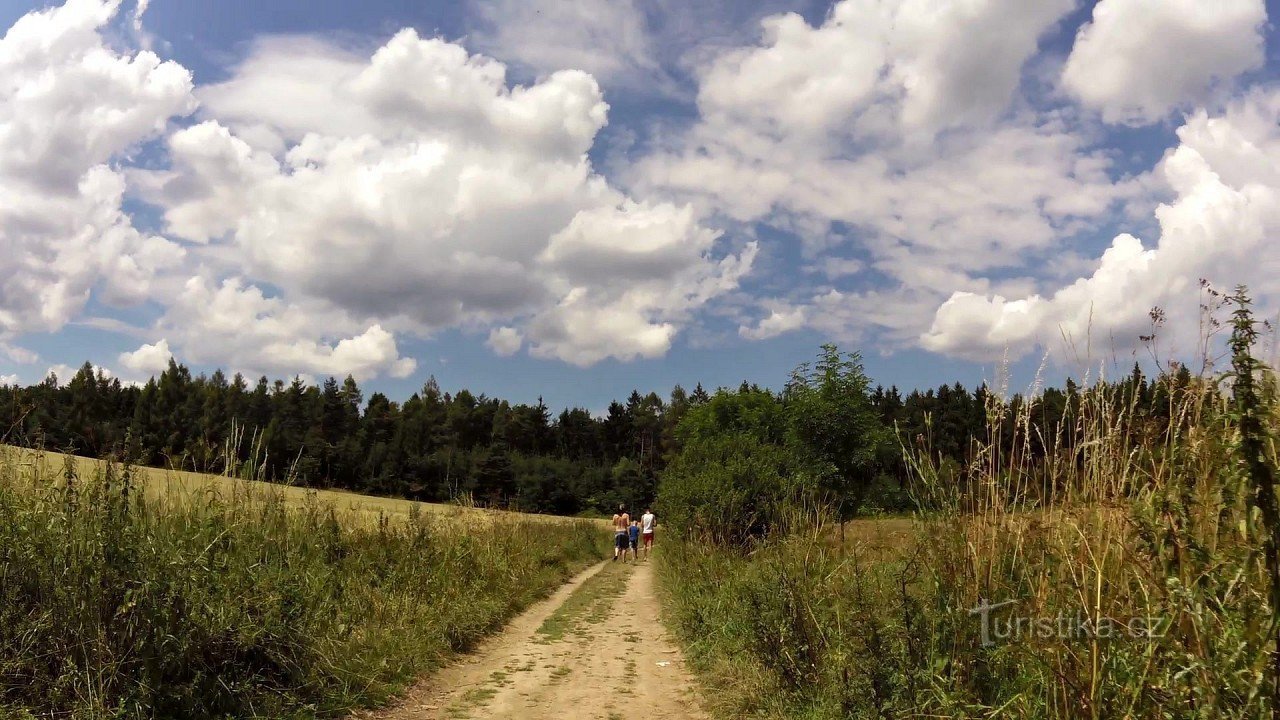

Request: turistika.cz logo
left=968, top=598, right=1168, bottom=648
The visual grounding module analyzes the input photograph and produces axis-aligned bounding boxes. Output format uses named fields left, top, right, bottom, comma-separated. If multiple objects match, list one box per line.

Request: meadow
left=0, top=446, right=608, bottom=719
left=656, top=298, right=1280, bottom=718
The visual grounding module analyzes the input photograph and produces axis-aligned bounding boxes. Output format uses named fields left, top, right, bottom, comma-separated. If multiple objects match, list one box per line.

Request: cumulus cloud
left=0, top=0, right=194, bottom=340
left=141, top=29, right=749, bottom=367
left=149, top=276, right=417, bottom=381
left=923, top=89, right=1280, bottom=361
left=1061, top=0, right=1266, bottom=125
left=739, top=302, right=806, bottom=340
left=118, top=339, right=174, bottom=376
left=0, top=374, right=18, bottom=386
left=637, top=0, right=1133, bottom=350
left=530, top=200, right=754, bottom=364
left=486, top=327, right=523, bottom=356
left=691, top=0, right=1073, bottom=142
left=45, top=363, right=115, bottom=386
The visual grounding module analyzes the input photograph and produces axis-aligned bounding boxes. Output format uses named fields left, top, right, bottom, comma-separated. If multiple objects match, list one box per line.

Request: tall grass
left=660, top=310, right=1278, bottom=717
left=0, top=448, right=606, bottom=719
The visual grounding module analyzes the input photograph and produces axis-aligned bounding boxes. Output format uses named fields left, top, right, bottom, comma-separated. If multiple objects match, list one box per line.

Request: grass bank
left=658, top=313, right=1279, bottom=717
left=0, top=447, right=608, bottom=719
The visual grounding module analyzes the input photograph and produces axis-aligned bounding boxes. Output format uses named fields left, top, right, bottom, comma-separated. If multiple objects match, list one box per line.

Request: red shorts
left=642, top=531, right=654, bottom=547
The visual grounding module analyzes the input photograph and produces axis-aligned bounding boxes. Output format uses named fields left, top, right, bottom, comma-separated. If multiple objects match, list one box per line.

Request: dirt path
left=357, top=557, right=709, bottom=720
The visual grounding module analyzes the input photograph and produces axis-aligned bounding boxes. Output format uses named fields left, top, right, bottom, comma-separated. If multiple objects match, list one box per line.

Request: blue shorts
left=615, top=532, right=628, bottom=549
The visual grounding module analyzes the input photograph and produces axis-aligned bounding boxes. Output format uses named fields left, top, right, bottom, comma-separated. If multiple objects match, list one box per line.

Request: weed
left=659, top=293, right=1279, bottom=718
left=0, top=449, right=607, bottom=718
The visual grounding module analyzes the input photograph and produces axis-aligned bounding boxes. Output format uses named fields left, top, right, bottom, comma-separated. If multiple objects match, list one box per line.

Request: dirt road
left=359, top=558, right=709, bottom=720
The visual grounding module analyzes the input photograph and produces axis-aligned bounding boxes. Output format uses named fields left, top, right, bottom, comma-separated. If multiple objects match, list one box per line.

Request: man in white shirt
left=640, top=508, right=656, bottom=559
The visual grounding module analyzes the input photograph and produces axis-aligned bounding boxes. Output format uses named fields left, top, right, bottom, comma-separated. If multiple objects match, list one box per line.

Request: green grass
left=659, top=372, right=1280, bottom=718
left=534, top=562, right=630, bottom=642
left=0, top=448, right=609, bottom=719
left=444, top=686, right=500, bottom=719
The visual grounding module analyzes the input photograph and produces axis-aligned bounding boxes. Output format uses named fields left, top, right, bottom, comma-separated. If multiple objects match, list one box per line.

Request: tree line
left=0, top=352, right=1192, bottom=516
left=659, top=346, right=1200, bottom=542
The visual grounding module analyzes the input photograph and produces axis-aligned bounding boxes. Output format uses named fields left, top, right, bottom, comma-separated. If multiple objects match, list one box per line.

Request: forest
left=0, top=355, right=1191, bottom=517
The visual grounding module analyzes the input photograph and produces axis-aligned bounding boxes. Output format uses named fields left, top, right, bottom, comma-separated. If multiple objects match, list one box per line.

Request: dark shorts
left=615, top=532, right=628, bottom=550
left=629, top=535, right=639, bottom=549
left=642, top=531, right=654, bottom=547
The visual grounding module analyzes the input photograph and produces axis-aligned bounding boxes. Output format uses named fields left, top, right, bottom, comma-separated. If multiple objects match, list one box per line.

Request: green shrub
left=657, top=434, right=810, bottom=547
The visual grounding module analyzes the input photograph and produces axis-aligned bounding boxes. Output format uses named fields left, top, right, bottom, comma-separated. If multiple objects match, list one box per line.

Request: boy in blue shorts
left=628, top=520, right=641, bottom=562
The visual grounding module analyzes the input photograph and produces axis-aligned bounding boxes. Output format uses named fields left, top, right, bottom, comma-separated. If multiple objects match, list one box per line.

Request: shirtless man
left=611, top=504, right=630, bottom=562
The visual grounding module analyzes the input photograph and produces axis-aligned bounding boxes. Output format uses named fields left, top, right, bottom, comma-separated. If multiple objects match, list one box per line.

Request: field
left=0, top=445, right=609, bottom=719
left=1, top=445, right=597, bottom=530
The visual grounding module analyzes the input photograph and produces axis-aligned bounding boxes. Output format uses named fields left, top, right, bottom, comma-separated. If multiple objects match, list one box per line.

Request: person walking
left=628, top=520, right=641, bottom=562
left=612, top=504, right=630, bottom=562
left=640, top=508, right=656, bottom=560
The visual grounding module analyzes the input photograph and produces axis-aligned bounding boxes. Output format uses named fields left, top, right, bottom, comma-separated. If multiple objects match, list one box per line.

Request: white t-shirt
left=641, top=512, right=655, bottom=533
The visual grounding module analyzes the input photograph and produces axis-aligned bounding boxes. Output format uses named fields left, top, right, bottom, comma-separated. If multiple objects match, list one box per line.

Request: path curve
left=356, top=557, right=709, bottom=720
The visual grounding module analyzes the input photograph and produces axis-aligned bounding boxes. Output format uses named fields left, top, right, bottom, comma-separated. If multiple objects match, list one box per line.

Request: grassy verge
left=0, top=448, right=608, bottom=719
left=659, top=367, right=1279, bottom=717
left=658, top=520, right=916, bottom=718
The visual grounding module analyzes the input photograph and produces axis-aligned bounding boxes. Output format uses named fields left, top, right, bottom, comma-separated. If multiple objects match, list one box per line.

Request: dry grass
left=0, top=444, right=601, bottom=531
left=661, top=372, right=1278, bottom=718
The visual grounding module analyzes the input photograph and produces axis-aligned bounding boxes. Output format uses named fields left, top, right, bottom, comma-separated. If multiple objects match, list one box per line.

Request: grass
left=444, top=686, right=500, bottom=719
left=0, top=446, right=609, bottom=719
left=3, top=445, right=599, bottom=531
left=659, top=366, right=1280, bottom=718
left=535, top=562, right=630, bottom=642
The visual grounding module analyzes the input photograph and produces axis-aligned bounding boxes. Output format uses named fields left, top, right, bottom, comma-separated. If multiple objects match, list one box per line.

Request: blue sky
left=0, top=0, right=1277, bottom=412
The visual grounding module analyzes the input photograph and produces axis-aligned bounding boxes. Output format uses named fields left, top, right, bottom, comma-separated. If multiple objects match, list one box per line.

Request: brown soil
left=355, top=557, right=709, bottom=720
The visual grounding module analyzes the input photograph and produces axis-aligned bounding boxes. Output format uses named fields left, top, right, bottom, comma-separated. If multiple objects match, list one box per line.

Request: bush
left=658, top=434, right=810, bottom=547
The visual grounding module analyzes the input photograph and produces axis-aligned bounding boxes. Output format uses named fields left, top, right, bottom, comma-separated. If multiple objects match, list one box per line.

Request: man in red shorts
left=640, top=507, right=656, bottom=559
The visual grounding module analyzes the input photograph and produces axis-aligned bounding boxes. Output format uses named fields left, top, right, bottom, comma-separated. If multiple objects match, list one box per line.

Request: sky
left=0, top=0, right=1278, bottom=412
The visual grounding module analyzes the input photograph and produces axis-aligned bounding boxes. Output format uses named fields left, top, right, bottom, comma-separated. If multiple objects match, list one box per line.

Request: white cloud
left=141, top=29, right=749, bottom=368
left=45, top=363, right=114, bottom=386
left=0, top=343, right=38, bottom=365
left=469, top=0, right=669, bottom=91
left=812, top=257, right=863, bottom=279
left=888, top=0, right=1076, bottom=133
left=739, top=301, right=806, bottom=340
left=923, top=89, right=1280, bottom=361
left=486, top=327, right=523, bottom=356
left=1061, top=0, right=1266, bottom=125
left=118, top=339, right=173, bottom=376
left=0, top=374, right=18, bottom=386
left=153, top=276, right=417, bottom=381
left=529, top=201, right=754, bottom=365
left=0, top=0, right=194, bottom=340
left=133, top=0, right=149, bottom=30
left=692, top=0, right=1074, bottom=142
left=637, top=0, right=1132, bottom=350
